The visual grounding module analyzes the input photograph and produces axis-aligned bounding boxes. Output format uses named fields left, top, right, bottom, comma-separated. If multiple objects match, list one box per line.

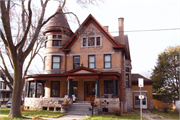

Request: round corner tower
left=43, top=5, right=73, bottom=74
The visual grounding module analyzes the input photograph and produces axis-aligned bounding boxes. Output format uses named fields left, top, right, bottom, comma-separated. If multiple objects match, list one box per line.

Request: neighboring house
left=0, top=79, right=12, bottom=104
left=131, top=74, right=153, bottom=109
left=24, top=5, right=153, bottom=113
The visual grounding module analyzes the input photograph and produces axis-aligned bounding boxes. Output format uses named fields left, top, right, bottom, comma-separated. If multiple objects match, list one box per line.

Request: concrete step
left=67, top=102, right=93, bottom=115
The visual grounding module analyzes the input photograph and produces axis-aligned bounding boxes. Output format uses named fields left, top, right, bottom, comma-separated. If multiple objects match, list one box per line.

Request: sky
left=29, top=0, right=180, bottom=76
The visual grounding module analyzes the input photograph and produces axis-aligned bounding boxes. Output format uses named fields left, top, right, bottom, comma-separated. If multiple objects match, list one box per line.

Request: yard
left=0, top=108, right=65, bottom=119
left=152, top=109, right=179, bottom=119
left=83, top=111, right=148, bottom=120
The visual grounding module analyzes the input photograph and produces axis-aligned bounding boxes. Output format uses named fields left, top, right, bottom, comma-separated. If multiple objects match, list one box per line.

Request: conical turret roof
left=47, top=5, right=70, bottom=29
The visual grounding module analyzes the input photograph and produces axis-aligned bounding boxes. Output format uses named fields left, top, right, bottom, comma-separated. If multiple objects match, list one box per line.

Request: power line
left=109, top=28, right=180, bottom=33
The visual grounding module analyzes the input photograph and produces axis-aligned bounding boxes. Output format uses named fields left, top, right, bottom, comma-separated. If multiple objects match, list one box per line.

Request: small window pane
left=53, top=57, right=60, bottom=62
left=58, top=35, right=62, bottom=39
left=53, top=63, right=60, bottom=69
left=89, top=63, right=95, bottom=69
left=53, top=35, right=56, bottom=38
left=97, top=37, right=100, bottom=46
left=83, top=38, right=86, bottom=46
left=135, top=96, right=140, bottom=105
left=105, top=55, right=110, bottom=61
left=89, top=56, right=95, bottom=62
left=105, top=63, right=111, bottom=68
left=88, top=37, right=95, bottom=46
left=53, top=40, right=61, bottom=46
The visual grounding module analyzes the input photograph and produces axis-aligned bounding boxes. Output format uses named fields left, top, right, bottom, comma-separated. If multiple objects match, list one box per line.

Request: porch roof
left=25, top=67, right=121, bottom=82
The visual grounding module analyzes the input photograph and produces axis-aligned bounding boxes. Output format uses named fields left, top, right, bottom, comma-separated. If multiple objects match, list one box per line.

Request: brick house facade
left=24, top=5, right=153, bottom=113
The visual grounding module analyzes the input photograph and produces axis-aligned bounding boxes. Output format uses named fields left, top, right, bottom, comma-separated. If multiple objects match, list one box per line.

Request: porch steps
left=67, top=102, right=92, bottom=115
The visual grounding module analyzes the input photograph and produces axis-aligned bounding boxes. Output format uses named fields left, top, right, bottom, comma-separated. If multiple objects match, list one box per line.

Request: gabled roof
left=61, top=14, right=129, bottom=59
left=64, top=66, right=101, bottom=75
left=131, top=73, right=153, bottom=85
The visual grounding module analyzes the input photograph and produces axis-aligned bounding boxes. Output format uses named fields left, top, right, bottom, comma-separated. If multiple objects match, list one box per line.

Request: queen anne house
left=24, top=5, right=153, bottom=114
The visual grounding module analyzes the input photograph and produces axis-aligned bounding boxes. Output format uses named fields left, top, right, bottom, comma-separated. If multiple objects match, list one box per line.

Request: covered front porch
left=24, top=67, right=121, bottom=112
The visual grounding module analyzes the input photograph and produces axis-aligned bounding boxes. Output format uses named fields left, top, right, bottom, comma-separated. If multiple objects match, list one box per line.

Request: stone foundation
left=24, top=97, right=65, bottom=111
left=96, top=98, right=120, bottom=113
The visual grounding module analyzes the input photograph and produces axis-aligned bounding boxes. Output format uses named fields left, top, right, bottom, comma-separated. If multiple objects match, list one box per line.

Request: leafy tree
left=0, top=0, right=102, bottom=118
left=151, top=45, right=180, bottom=100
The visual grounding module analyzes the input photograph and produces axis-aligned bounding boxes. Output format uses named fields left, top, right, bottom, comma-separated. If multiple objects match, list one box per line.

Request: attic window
left=82, top=36, right=102, bottom=48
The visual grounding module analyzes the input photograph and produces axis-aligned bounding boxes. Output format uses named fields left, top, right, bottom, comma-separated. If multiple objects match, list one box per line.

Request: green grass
left=0, top=108, right=66, bottom=118
left=0, top=116, right=31, bottom=120
left=153, top=109, right=179, bottom=119
left=83, top=112, right=148, bottom=120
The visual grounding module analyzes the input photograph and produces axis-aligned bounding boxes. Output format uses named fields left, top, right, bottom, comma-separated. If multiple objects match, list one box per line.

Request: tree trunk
left=9, top=62, right=23, bottom=118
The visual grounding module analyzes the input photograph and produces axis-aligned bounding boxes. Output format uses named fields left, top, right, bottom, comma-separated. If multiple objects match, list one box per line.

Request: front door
left=84, top=81, right=96, bottom=101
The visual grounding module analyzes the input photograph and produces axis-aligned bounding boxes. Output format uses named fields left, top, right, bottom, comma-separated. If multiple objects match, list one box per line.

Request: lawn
left=0, top=108, right=66, bottom=118
left=153, top=109, right=179, bottom=119
left=83, top=112, right=148, bottom=120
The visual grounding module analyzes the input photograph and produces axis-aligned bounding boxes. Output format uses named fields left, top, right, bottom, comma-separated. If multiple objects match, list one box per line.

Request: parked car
left=6, top=100, right=11, bottom=108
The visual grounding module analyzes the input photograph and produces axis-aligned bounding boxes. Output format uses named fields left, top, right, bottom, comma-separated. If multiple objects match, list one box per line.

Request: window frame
left=52, top=55, right=61, bottom=69
left=88, top=55, right=95, bottom=69
left=104, top=80, right=113, bottom=94
left=51, top=81, right=60, bottom=97
left=104, top=54, right=111, bottom=69
left=73, top=56, right=80, bottom=69
left=52, top=40, right=61, bottom=46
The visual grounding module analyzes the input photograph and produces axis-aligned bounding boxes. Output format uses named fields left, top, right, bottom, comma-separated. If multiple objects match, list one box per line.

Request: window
left=104, top=55, right=111, bottom=68
left=52, top=56, right=60, bottom=69
left=96, top=37, right=100, bottom=46
left=126, top=67, right=129, bottom=72
left=53, top=40, right=61, bottom=46
left=126, top=74, right=129, bottom=87
left=51, top=81, right=60, bottom=97
left=82, top=36, right=101, bottom=48
left=83, top=38, right=86, bottom=46
left=58, top=35, right=62, bottom=39
left=53, top=35, right=56, bottom=38
left=89, top=55, right=95, bottom=69
left=135, top=96, right=140, bottom=105
left=88, top=37, right=95, bottom=46
left=104, top=80, right=113, bottom=94
left=72, top=81, right=78, bottom=97
left=73, top=56, right=80, bottom=69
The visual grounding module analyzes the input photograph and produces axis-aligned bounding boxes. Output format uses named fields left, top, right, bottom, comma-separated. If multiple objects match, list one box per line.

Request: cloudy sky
left=29, top=0, right=180, bottom=75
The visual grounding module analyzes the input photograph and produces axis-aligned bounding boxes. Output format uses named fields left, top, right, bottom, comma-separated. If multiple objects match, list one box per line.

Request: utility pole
left=138, top=78, right=144, bottom=120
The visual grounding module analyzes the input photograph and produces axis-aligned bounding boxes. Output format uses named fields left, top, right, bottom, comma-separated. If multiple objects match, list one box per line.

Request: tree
left=0, top=0, right=102, bottom=118
left=151, top=45, right=180, bottom=101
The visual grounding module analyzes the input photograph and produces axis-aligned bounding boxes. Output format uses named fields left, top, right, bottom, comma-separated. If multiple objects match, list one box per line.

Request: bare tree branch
left=0, top=1, right=16, bottom=60
left=0, top=50, right=13, bottom=85
left=0, top=29, right=8, bottom=46
left=0, top=68, right=13, bottom=91
left=16, top=0, right=32, bottom=50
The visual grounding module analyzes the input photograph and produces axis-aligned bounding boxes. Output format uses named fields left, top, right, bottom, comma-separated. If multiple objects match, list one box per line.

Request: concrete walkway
left=136, top=109, right=171, bottom=120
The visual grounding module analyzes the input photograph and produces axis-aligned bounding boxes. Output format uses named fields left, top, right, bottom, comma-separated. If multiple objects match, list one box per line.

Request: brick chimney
left=118, top=17, right=124, bottom=45
left=103, top=26, right=109, bottom=32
